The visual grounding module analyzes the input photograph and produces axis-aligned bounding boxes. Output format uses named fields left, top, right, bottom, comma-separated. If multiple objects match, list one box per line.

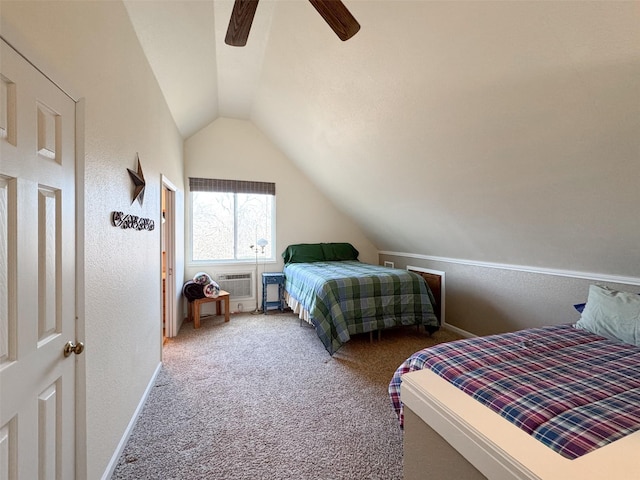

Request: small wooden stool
left=188, top=290, right=230, bottom=328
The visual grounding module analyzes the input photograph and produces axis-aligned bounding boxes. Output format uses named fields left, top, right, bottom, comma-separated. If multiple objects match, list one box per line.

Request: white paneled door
left=0, top=39, right=78, bottom=479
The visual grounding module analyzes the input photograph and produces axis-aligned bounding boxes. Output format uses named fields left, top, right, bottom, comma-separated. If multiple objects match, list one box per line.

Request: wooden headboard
left=408, top=268, right=442, bottom=322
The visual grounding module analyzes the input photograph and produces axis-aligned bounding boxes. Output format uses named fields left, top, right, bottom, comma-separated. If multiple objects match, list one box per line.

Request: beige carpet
left=111, top=312, right=462, bottom=480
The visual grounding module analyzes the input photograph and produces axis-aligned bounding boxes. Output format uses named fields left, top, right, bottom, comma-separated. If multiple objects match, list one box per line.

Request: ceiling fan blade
left=308, top=0, right=360, bottom=42
left=225, top=0, right=259, bottom=47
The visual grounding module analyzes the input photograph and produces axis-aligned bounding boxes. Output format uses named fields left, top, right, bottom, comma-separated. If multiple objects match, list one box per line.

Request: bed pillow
left=575, top=285, right=640, bottom=346
left=574, top=292, right=640, bottom=313
left=282, top=243, right=326, bottom=264
left=321, top=242, right=359, bottom=261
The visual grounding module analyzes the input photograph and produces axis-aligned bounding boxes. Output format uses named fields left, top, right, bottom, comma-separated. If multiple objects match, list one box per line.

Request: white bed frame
left=401, top=369, right=640, bottom=480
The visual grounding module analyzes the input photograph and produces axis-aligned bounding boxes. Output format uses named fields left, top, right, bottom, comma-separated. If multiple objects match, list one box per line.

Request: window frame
left=188, top=178, right=276, bottom=266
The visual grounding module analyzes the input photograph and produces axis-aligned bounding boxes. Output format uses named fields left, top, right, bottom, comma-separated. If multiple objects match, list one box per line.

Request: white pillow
left=575, top=285, right=640, bottom=346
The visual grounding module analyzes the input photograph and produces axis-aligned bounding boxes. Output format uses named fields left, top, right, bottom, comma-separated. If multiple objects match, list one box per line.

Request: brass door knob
left=63, top=341, right=85, bottom=357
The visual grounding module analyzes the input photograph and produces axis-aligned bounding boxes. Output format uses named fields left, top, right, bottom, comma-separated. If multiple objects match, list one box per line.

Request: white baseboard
left=101, top=362, right=162, bottom=480
left=442, top=322, right=475, bottom=339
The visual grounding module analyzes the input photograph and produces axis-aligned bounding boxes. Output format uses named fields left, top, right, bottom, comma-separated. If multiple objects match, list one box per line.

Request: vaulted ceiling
left=124, top=1, right=640, bottom=278
left=124, top=0, right=275, bottom=137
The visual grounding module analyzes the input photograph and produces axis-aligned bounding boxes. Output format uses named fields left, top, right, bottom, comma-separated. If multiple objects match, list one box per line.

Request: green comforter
left=283, top=261, right=439, bottom=354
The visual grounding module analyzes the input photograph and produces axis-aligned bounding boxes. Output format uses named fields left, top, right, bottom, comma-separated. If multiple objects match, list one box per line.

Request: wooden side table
left=188, top=290, right=230, bottom=328
left=262, top=272, right=285, bottom=314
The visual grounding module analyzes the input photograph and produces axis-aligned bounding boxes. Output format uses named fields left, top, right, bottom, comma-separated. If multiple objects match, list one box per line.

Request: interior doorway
left=161, top=176, right=177, bottom=341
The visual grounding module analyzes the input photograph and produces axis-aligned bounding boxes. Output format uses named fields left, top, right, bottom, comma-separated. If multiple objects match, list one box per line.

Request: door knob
left=63, top=341, right=84, bottom=357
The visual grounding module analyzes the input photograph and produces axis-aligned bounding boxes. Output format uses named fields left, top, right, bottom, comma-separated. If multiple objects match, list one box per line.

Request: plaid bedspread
left=389, top=324, right=640, bottom=459
left=283, top=261, right=438, bottom=354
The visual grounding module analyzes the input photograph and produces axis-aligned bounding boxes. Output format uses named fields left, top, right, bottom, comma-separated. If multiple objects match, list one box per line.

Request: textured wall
left=380, top=253, right=640, bottom=337
left=253, top=1, right=640, bottom=279
left=1, top=2, right=185, bottom=478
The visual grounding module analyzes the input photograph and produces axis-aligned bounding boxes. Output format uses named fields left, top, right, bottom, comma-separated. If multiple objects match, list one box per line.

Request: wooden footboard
left=404, top=406, right=486, bottom=480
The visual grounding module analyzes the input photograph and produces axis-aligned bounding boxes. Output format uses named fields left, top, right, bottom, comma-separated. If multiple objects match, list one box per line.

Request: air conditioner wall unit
left=213, top=272, right=253, bottom=299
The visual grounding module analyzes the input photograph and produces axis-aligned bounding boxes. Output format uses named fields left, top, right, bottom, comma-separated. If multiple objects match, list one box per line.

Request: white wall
left=1, top=1, right=185, bottom=478
left=184, top=117, right=377, bottom=310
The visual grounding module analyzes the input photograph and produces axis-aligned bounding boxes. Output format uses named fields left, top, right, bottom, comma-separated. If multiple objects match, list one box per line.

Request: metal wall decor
left=111, top=211, right=155, bottom=231
left=127, top=153, right=146, bottom=206
left=111, top=154, right=153, bottom=231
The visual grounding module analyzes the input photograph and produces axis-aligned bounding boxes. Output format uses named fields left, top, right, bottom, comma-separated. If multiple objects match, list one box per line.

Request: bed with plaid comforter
left=283, top=261, right=438, bottom=354
left=389, top=324, right=640, bottom=460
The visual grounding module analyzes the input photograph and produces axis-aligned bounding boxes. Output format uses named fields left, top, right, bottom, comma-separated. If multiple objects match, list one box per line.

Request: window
left=189, top=178, right=275, bottom=263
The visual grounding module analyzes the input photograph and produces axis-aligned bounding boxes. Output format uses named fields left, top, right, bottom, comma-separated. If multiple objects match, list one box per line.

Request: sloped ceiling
left=125, top=1, right=640, bottom=278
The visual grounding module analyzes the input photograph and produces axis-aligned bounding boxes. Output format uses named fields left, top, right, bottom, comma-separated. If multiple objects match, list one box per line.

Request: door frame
left=161, top=175, right=177, bottom=338
left=74, top=97, right=88, bottom=479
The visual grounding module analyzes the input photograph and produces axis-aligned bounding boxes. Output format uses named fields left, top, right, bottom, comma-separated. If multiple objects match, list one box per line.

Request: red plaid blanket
left=389, top=324, right=640, bottom=459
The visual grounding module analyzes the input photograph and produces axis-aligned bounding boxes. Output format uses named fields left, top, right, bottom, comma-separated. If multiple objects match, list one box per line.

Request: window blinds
left=189, top=177, right=275, bottom=196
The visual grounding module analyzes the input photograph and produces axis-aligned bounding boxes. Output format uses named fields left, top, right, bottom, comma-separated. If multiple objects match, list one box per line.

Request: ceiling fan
left=225, top=0, right=360, bottom=47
